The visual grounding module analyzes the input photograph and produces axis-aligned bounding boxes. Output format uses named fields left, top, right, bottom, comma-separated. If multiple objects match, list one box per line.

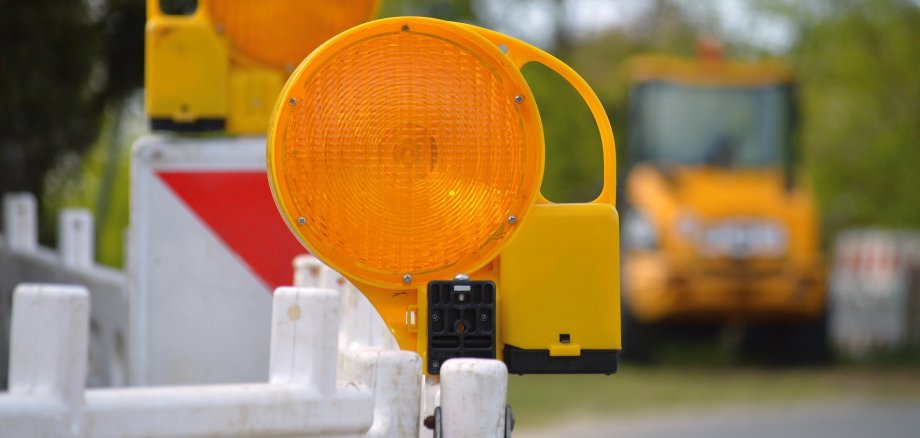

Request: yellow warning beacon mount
left=144, top=0, right=378, bottom=134
left=268, top=17, right=621, bottom=375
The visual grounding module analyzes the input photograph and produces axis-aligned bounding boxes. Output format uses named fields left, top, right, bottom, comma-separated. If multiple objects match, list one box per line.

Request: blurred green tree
left=378, top=0, right=476, bottom=21
left=0, top=1, right=101, bottom=200
left=0, top=0, right=144, bottom=248
left=769, top=0, right=920, bottom=234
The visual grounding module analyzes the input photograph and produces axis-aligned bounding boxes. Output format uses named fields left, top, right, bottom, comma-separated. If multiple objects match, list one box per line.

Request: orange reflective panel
left=205, top=0, right=379, bottom=70
left=268, top=18, right=544, bottom=288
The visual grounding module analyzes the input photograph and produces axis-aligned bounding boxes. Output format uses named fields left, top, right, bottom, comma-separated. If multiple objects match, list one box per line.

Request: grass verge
left=509, top=364, right=920, bottom=428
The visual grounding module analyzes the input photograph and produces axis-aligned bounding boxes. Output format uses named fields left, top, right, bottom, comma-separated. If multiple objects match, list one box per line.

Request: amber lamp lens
left=205, top=0, right=378, bottom=70
left=269, top=19, right=543, bottom=287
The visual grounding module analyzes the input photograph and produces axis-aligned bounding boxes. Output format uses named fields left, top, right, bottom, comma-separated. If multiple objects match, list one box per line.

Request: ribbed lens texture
left=206, top=0, right=376, bottom=70
left=279, top=30, right=534, bottom=283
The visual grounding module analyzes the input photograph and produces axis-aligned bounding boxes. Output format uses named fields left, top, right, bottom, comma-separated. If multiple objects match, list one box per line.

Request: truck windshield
left=632, top=82, right=791, bottom=168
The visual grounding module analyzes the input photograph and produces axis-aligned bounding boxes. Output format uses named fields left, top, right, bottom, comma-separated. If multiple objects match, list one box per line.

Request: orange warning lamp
left=145, top=0, right=378, bottom=134
left=268, top=17, right=621, bottom=375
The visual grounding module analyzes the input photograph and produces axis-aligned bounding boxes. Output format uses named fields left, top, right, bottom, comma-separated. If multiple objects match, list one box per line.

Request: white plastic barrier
left=0, top=193, right=128, bottom=389
left=0, top=282, right=511, bottom=437
left=0, top=284, right=415, bottom=437
left=441, top=360, right=509, bottom=438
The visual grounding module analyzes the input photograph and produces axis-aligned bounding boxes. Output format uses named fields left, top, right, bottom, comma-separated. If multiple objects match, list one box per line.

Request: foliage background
left=1, top=0, right=918, bottom=265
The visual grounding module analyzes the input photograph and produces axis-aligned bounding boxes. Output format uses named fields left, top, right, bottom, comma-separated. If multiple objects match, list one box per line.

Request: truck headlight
left=675, top=214, right=701, bottom=241
left=748, top=221, right=787, bottom=255
left=702, top=219, right=787, bottom=257
left=624, top=210, right=658, bottom=250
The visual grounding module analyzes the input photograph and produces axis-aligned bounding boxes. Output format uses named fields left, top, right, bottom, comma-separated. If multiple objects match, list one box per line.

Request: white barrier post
left=294, top=255, right=399, bottom=358
left=269, top=287, right=338, bottom=394
left=3, top=193, right=38, bottom=252
left=293, top=254, right=325, bottom=288
left=420, top=374, right=442, bottom=437
left=343, top=349, right=422, bottom=437
left=440, top=359, right=509, bottom=438
left=58, top=209, right=95, bottom=269
left=299, top=255, right=423, bottom=437
left=2, top=284, right=90, bottom=436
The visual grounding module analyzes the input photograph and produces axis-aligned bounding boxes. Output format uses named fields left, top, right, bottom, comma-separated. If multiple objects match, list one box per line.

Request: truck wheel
left=784, top=312, right=831, bottom=365
left=739, top=323, right=781, bottom=365
left=620, top=299, right=656, bottom=363
left=740, top=313, right=830, bottom=366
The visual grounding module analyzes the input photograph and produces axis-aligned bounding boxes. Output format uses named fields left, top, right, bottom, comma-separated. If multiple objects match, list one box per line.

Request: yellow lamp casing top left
left=145, top=0, right=378, bottom=134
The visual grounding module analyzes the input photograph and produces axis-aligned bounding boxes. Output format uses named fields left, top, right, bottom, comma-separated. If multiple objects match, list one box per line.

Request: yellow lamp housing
left=144, top=0, right=378, bottom=134
left=268, top=17, right=621, bottom=375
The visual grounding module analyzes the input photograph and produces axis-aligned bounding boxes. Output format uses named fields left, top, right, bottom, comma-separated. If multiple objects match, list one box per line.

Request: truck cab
left=620, top=53, right=827, bottom=361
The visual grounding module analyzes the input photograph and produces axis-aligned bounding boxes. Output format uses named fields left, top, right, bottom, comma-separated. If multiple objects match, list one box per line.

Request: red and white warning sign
left=129, top=135, right=304, bottom=385
left=157, top=171, right=304, bottom=289
left=830, top=230, right=920, bottom=354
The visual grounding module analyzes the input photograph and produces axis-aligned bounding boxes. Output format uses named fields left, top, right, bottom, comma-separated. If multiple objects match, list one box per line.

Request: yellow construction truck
left=620, top=51, right=827, bottom=362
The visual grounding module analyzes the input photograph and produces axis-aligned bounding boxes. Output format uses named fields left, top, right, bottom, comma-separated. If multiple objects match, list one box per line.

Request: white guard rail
left=1, top=280, right=510, bottom=437
left=0, top=284, right=394, bottom=437
left=1, top=193, right=128, bottom=389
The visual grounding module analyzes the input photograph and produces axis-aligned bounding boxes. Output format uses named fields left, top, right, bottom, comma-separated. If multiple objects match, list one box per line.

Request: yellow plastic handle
left=458, top=23, right=617, bottom=206
left=146, top=0, right=159, bottom=18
